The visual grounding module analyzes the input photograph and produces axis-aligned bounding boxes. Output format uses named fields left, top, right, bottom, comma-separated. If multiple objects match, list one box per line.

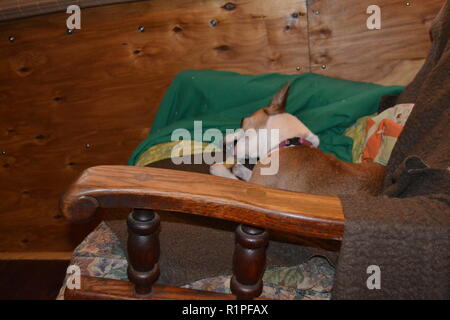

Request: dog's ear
left=264, top=82, right=290, bottom=115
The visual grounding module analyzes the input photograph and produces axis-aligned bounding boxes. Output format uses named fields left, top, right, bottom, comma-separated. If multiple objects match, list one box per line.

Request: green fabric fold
left=129, top=70, right=404, bottom=165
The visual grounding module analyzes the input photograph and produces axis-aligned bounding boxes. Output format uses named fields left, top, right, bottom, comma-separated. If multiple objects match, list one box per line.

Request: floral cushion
left=58, top=222, right=335, bottom=300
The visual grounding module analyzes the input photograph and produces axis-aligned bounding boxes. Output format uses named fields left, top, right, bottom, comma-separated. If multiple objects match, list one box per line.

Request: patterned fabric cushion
left=343, top=114, right=375, bottom=163
left=58, top=222, right=335, bottom=300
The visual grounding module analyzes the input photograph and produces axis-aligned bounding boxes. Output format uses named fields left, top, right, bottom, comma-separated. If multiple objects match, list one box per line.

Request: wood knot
left=215, top=45, right=230, bottom=51
left=319, top=28, right=332, bottom=38
left=35, top=134, right=48, bottom=145
left=222, top=2, right=237, bottom=11
left=313, top=51, right=332, bottom=65
left=312, top=28, right=332, bottom=39
left=172, top=26, right=183, bottom=33
left=35, top=134, right=46, bottom=140
left=19, top=67, right=30, bottom=73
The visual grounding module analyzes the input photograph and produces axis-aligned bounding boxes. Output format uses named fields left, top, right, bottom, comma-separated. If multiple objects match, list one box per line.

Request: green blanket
left=129, top=70, right=404, bottom=165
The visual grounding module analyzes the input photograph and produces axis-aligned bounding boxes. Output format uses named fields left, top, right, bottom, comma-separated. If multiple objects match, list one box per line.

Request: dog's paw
left=210, top=163, right=239, bottom=180
left=232, top=163, right=253, bottom=182
left=306, top=133, right=320, bottom=148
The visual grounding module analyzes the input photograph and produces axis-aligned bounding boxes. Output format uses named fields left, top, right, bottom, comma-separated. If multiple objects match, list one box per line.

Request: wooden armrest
left=61, top=166, right=344, bottom=240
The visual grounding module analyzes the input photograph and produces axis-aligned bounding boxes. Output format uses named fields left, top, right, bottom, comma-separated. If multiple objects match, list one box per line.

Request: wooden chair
left=61, top=165, right=344, bottom=300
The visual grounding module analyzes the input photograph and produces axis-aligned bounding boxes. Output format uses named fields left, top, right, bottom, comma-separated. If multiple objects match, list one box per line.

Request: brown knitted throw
left=333, top=1, right=450, bottom=299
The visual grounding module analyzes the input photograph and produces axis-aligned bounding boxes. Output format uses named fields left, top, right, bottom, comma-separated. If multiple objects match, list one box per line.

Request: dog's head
left=224, top=82, right=319, bottom=161
left=241, top=82, right=291, bottom=131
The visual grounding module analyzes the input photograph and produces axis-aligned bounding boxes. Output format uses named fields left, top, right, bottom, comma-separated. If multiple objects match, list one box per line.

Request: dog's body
left=251, top=146, right=386, bottom=196
left=210, top=83, right=386, bottom=196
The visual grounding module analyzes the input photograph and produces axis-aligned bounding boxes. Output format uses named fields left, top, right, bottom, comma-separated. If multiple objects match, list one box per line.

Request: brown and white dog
left=210, top=83, right=386, bottom=197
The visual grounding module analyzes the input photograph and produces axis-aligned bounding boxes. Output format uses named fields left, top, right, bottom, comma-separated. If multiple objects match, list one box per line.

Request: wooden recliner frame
left=61, top=165, right=344, bottom=300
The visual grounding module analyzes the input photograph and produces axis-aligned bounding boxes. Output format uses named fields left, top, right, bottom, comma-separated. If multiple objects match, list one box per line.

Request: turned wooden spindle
left=230, top=224, right=269, bottom=300
left=127, top=208, right=160, bottom=296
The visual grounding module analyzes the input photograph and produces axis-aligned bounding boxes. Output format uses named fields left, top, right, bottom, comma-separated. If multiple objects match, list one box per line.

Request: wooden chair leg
left=127, top=209, right=160, bottom=296
left=230, top=224, right=269, bottom=300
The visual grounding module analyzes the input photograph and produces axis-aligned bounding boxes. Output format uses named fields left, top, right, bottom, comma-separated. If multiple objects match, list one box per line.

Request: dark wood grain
left=0, top=0, right=443, bottom=255
left=61, top=166, right=344, bottom=240
left=0, top=0, right=309, bottom=254
left=64, top=275, right=239, bottom=300
left=308, top=0, right=444, bottom=85
left=127, top=209, right=160, bottom=295
left=231, top=225, right=269, bottom=300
